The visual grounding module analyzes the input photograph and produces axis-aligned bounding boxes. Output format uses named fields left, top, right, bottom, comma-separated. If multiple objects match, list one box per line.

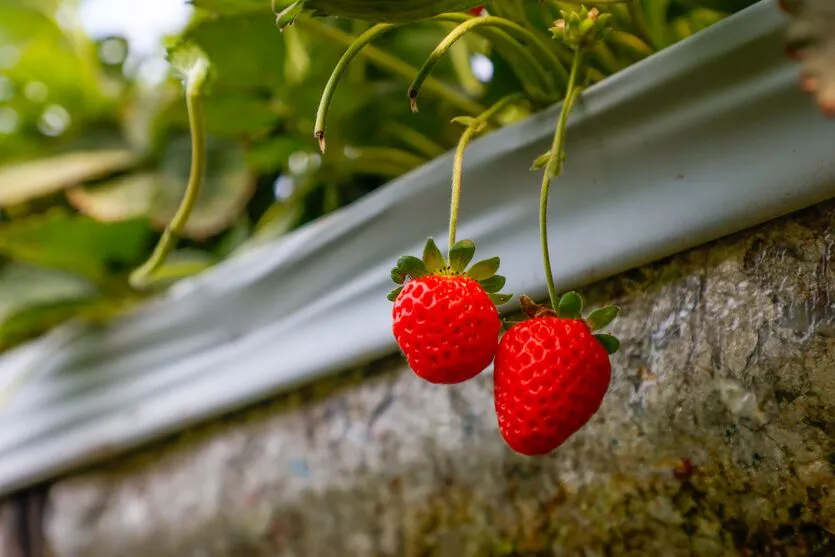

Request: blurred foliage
left=0, top=0, right=757, bottom=352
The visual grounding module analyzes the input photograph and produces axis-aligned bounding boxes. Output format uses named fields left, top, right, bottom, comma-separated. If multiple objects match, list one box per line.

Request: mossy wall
left=3, top=201, right=835, bottom=556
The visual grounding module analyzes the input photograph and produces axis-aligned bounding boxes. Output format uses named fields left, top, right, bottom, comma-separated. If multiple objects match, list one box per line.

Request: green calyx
left=518, top=293, right=621, bottom=355
left=387, top=237, right=513, bottom=306
left=550, top=6, right=613, bottom=51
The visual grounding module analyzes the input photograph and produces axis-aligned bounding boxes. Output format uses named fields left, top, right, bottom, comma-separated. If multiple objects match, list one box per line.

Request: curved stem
left=434, top=14, right=568, bottom=89
left=301, top=17, right=485, bottom=148
left=412, top=16, right=568, bottom=111
left=539, top=48, right=583, bottom=309
left=314, top=23, right=398, bottom=152
left=449, top=93, right=524, bottom=250
left=130, top=59, right=209, bottom=290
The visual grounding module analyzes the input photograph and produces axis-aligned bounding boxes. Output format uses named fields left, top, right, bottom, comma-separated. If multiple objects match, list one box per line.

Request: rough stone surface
left=17, top=202, right=835, bottom=555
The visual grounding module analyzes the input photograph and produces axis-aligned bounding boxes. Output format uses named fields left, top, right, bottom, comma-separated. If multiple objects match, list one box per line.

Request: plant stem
left=130, top=58, right=209, bottom=290
left=301, top=17, right=485, bottom=142
left=314, top=23, right=399, bottom=152
left=434, top=14, right=568, bottom=89
left=411, top=15, right=567, bottom=110
left=539, top=47, right=583, bottom=309
left=449, top=94, right=524, bottom=250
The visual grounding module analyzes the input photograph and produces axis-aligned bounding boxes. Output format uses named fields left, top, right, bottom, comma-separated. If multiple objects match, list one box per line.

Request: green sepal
left=448, top=239, right=475, bottom=273
left=396, top=255, right=428, bottom=279
left=387, top=286, right=404, bottom=302
left=530, top=151, right=549, bottom=170
left=587, top=305, right=619, bottom=331
left=490, top=292, right=514, bottom=306
left=479, top=274, right=506, bottom=294
left=466, top=256, right=500, bottom=281
left=451, top=116, right=478, bottom=127
left=422, top=237, right=446, bottom=273
left=390, top=267, right=406, bottom=285
left=594, top=333, right=620, bottom=355
left=557, top=291, right=583, bottom=319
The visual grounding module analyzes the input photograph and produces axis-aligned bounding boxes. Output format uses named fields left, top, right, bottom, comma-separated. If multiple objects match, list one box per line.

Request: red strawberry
left=468, top=5, right=485, bottom=16
left=389, top=237, right=512, bottom=384
left=494, top=294, right=620, bottom=456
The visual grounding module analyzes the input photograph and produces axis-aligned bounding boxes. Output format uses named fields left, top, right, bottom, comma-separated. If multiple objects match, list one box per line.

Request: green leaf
left=387, top=286, right=404, bottom=302
left=587, top=305, right=619, bottom=331
left=395, top=256, right=428, bottom=279
left=0, top=210, right=153, bottom=283
left=479, top=274, right=506, bottom=294
left=0, top=263, right=97, bottom=325
left=0, top=262, right=99, bottom=352
left=390, top=267, right=406, bottom=285
left=422, top=237, right=446, bottom=273
left=557, top=291, right=583, bottom=319
left=467, top=257, right=500, bottom=281
left=489, top=292, right=514, bottom=306
left=595, top=333, right=620, bottom=355
left=0, top=150, right=138, bottom=207
left=448, top=239, right=475, bottom=273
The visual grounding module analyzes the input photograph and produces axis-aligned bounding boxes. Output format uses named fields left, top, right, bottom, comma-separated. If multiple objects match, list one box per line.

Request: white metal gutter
left=0, top=0, right=832, bottom=495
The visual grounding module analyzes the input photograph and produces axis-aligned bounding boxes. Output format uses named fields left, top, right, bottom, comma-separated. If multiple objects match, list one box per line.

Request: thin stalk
left=411, top=16, right=563, bottom=111
left=313, top=23, right=399, bottom=152
left=301, top=17, right=485, bottom=148
left=130, top=59, right=209, bottom=290
left=434, top=14, right=568, bottom=89
left=539, top=48, right=583, bottom=309
left=448, top=94, right=524, bottom=250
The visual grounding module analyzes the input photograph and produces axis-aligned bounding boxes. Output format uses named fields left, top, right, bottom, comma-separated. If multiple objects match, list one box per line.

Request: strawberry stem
left=129, top=53, right=209, bottom=290
left=539, top=47, right=584, bottom=309
left=449, top=94, right=523, bottom=250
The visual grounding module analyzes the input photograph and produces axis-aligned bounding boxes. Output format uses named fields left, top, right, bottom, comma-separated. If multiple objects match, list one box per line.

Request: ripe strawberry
left=468, top=5, right=485, bottom=16
left=494, top=294, right=620, bottom=456
left=389, top=237, right=512, bottom=384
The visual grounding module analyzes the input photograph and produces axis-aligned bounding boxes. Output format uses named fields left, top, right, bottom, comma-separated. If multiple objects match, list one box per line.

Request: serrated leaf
left=587, top=305, right=619, bottom=331
left=557, top=291, right=583, bottom=319
left=387, top=286, right=404, bottom=302
left=595, top=333, right=620, bottom=355
left=479, top=274, right=506, bottom=294
left=448, top=239, right=475, bottom=273
left=390, top=267, right=406, bottom=284
left=467, top=257, right=500, bottom=281
left=422, top=237, right=446, bottom=273
left=396, top=256, right=427, bottom=279
left=489, top=292, right=514, bottom=306
left=0, top=150, right=138, bottom=207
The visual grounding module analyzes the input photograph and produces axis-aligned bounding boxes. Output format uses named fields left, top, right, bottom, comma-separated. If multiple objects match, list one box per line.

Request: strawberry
left=389, top=237, right=512, bottom=384
left=468, top=5, right=485, bottom=16
left=493, top=293, right=620, bottom=456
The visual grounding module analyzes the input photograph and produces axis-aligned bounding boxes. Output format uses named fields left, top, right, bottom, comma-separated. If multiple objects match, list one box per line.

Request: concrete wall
left=3, top=200, right=835, bottom=556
